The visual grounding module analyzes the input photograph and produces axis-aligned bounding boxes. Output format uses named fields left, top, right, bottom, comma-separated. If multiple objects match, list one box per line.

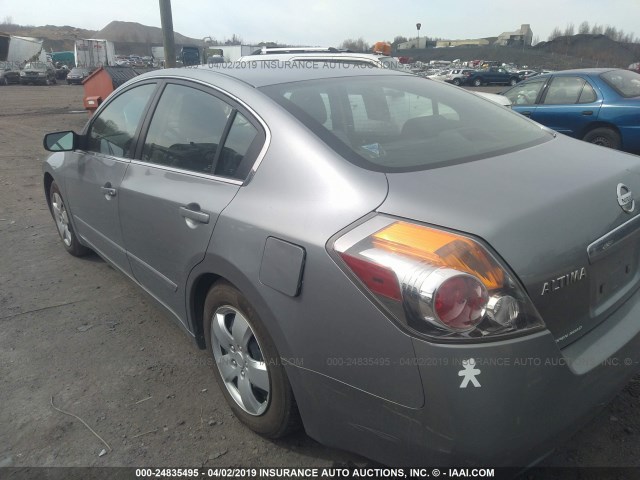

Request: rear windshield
left=261, top=75, right=550, bottom=172
left=600, top=69, right=640, bottom=98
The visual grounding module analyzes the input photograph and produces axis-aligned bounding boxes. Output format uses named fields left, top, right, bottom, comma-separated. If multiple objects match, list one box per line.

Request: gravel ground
left=0, top=83, right=638, bottom=476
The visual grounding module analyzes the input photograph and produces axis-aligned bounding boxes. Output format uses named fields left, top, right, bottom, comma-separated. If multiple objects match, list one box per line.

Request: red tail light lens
left=340, top=253, right=401, bottom=301
left=332, top=217, right=545, bottom=340
left=434, top=273, right=488, bottom=330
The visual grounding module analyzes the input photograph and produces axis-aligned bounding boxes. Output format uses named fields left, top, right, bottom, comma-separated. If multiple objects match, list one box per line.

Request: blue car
left=502, top=68, right=640, bottom=153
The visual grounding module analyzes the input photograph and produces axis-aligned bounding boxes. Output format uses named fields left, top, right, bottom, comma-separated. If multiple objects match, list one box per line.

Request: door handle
left=582, top=110, right=594, bottom=116
left=521, top=111, right=532, bottom=117
left=179, top=205, right=210, bottom=224
left=101, top=183, right=117, bottom=198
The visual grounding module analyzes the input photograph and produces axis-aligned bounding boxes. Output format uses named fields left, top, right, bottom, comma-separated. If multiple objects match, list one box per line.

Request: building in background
left=496, top=24, right=533, bottom=47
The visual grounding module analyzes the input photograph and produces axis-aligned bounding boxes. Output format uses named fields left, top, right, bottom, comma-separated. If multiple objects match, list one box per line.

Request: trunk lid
left=379, top=135, right=640, bottom=347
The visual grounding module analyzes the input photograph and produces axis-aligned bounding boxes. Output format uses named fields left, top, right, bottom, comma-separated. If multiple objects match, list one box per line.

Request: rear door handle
left=179, top=205, right=210, bottom=224
left=101, top=183, right=117, bottom=198
left=520, top=111, right=532, bottom=117
left=582, top=110, right=594, bottom=116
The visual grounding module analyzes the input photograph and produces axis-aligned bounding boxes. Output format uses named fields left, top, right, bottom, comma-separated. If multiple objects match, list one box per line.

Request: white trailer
left=206, top=45, right=260, bottom=62
left=151, top=45, right=165, bottom=63
left=0, top=34, right=45, bottom=65
left=74, top=39, right=116, bottom=68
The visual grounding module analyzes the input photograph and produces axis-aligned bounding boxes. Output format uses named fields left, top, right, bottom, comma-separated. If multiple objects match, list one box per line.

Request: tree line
left=548, top=21, right=638, bottom=43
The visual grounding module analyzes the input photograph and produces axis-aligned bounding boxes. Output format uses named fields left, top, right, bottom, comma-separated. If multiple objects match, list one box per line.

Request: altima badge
left=541, top=267, right=587, bottom=296
left=617, top=183, right=635, bottom=213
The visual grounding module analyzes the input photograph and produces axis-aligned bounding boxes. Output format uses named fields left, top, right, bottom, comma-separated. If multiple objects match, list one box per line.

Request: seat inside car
left=288, top=90, right=328, bottom=125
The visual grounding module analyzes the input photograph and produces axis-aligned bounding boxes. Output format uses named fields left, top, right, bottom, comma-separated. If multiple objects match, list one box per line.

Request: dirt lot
left=0, top=84, right=639, bottom=474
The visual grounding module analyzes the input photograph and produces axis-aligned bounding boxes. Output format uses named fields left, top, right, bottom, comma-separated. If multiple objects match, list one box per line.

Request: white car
left=445, top=68, right=475, bottom=86
left=238, top=48, right=407, bottom=71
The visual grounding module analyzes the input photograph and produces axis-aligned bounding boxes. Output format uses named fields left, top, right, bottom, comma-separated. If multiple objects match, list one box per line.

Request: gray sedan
left=42, top=64, right=640, bottom=467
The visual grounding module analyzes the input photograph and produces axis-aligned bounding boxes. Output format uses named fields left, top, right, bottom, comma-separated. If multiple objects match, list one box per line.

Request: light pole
left=416, top=22, right=421, bottom=49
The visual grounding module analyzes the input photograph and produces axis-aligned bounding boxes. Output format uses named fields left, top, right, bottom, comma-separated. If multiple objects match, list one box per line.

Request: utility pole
left=159, top=0, right=176, bottom=68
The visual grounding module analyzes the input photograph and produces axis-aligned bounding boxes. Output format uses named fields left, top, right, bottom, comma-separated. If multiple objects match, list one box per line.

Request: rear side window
left=87, top=83, right=156, bottom=157
left=542, top=76, right=586, bottom=105
left=578, top=82, right=597, bottom=103
left=215, top=112, right=260, bottom=178
left=141, top=83, right=264, bottom=180
left=262, top=76, right=550, bottom=172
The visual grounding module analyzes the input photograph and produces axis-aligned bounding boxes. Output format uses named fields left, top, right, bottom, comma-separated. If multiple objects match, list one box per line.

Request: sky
left=1, top=0, right=639, bottom=46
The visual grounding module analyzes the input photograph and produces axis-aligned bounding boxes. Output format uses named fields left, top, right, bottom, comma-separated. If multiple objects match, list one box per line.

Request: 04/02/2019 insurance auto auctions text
left=133, top=468, right=496, bottom=478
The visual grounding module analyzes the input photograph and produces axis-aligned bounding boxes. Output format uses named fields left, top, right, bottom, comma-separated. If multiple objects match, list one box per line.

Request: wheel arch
left=43, top=172, right=55, bottom=211
left=187, top=254, right=290, bottom=358
left=579, top=121, right=621, bottom=141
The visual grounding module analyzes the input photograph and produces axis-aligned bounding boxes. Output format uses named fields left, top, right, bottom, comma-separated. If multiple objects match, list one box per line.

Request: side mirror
left=43, top=131, right=78, bottom=152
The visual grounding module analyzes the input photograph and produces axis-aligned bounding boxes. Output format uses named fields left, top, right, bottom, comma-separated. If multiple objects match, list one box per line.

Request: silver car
left=43, top=64, right=640, bottom=467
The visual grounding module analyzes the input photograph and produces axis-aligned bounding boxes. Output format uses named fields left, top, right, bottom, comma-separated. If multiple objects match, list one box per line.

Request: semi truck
left=0, top=34, right=46, bottom=65
left=74, top=39, right=116, bottom=69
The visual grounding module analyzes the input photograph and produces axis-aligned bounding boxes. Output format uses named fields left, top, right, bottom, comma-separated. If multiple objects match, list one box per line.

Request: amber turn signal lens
left=371, top=222, right=504, bottom=290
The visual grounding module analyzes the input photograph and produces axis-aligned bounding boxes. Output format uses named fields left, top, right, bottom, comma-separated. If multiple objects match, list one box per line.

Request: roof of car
left=138, top=62, right=410, bottom=88
left=537, top=68, right=618, bottom=76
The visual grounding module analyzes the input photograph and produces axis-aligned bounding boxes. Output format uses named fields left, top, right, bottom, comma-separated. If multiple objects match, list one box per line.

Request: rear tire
left=453, top=78, right=461, bottom=86
left=583, top=127, right=621, bottom=150
left=509, top=77, right=518, bottom=86
left=204, top=281, right=300, bottom=438
left=48, top=181, right=90, bottom=257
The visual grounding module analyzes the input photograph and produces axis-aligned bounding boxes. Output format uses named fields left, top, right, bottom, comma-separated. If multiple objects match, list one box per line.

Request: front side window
left=262, top=75, right=550, bottom=172
left=504, top=79, right=545, bottom=105
left=87, top=83, right=156, bottom=157
left=141, top=84, right=231, bottom=174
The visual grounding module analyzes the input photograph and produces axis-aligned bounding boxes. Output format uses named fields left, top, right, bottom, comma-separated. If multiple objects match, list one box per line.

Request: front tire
left=48, top=181, right=90, bottom=257
left=509, top=77, right=518, bottom=86
left=473, top=78, right=483, bottom=87
left=583, top=127, right=621, bottom=150
left=204, top=281, right=300, bottom=438
left=453, top=78, right=461, bottom=86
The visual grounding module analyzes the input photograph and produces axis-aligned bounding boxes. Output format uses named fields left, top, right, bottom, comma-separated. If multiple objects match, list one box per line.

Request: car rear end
left=260, top=72, right=640, bottom=466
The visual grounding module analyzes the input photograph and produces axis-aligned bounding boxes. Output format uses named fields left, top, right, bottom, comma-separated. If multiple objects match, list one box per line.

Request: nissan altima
left=42, top=64, right=640, bottom=467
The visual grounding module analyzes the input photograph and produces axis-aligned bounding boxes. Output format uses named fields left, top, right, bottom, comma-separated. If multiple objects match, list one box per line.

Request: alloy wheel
left=51, top=192, right=72, bottom=247
left=210, top=305, right=270, bottom=415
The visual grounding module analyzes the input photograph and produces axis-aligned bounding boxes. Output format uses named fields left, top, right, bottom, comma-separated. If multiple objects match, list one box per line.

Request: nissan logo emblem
left=617, top=183, right=635, bottom=213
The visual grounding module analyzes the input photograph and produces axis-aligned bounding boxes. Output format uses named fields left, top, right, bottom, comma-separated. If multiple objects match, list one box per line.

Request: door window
left=503, top=80, right=545, bottom=105
left=141, top=84, right=231, bottom=174
left=214, top=112, right=260, bottom=179
left=87, top=83, right=156, bottom=157
left=578, top=82, right=597, bottom=103
left=542, top=77, right=585, bottom=105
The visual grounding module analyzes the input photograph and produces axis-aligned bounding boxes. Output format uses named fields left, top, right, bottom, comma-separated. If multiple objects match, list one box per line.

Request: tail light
left=333, top=217, right=545, bottom=341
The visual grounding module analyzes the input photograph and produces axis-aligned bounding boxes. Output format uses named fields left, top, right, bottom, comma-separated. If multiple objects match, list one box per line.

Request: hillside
left=395, top=34, right=640, bottom=70
left=95, top=21, right=200, bottom=46
left=0, top=21, right=201, bottom=55
left=534, top=33, right=640, bottom=67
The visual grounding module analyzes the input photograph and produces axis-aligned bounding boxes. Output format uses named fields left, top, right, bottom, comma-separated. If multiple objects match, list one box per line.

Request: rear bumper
left=289, top=285, right=640, bottom=466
